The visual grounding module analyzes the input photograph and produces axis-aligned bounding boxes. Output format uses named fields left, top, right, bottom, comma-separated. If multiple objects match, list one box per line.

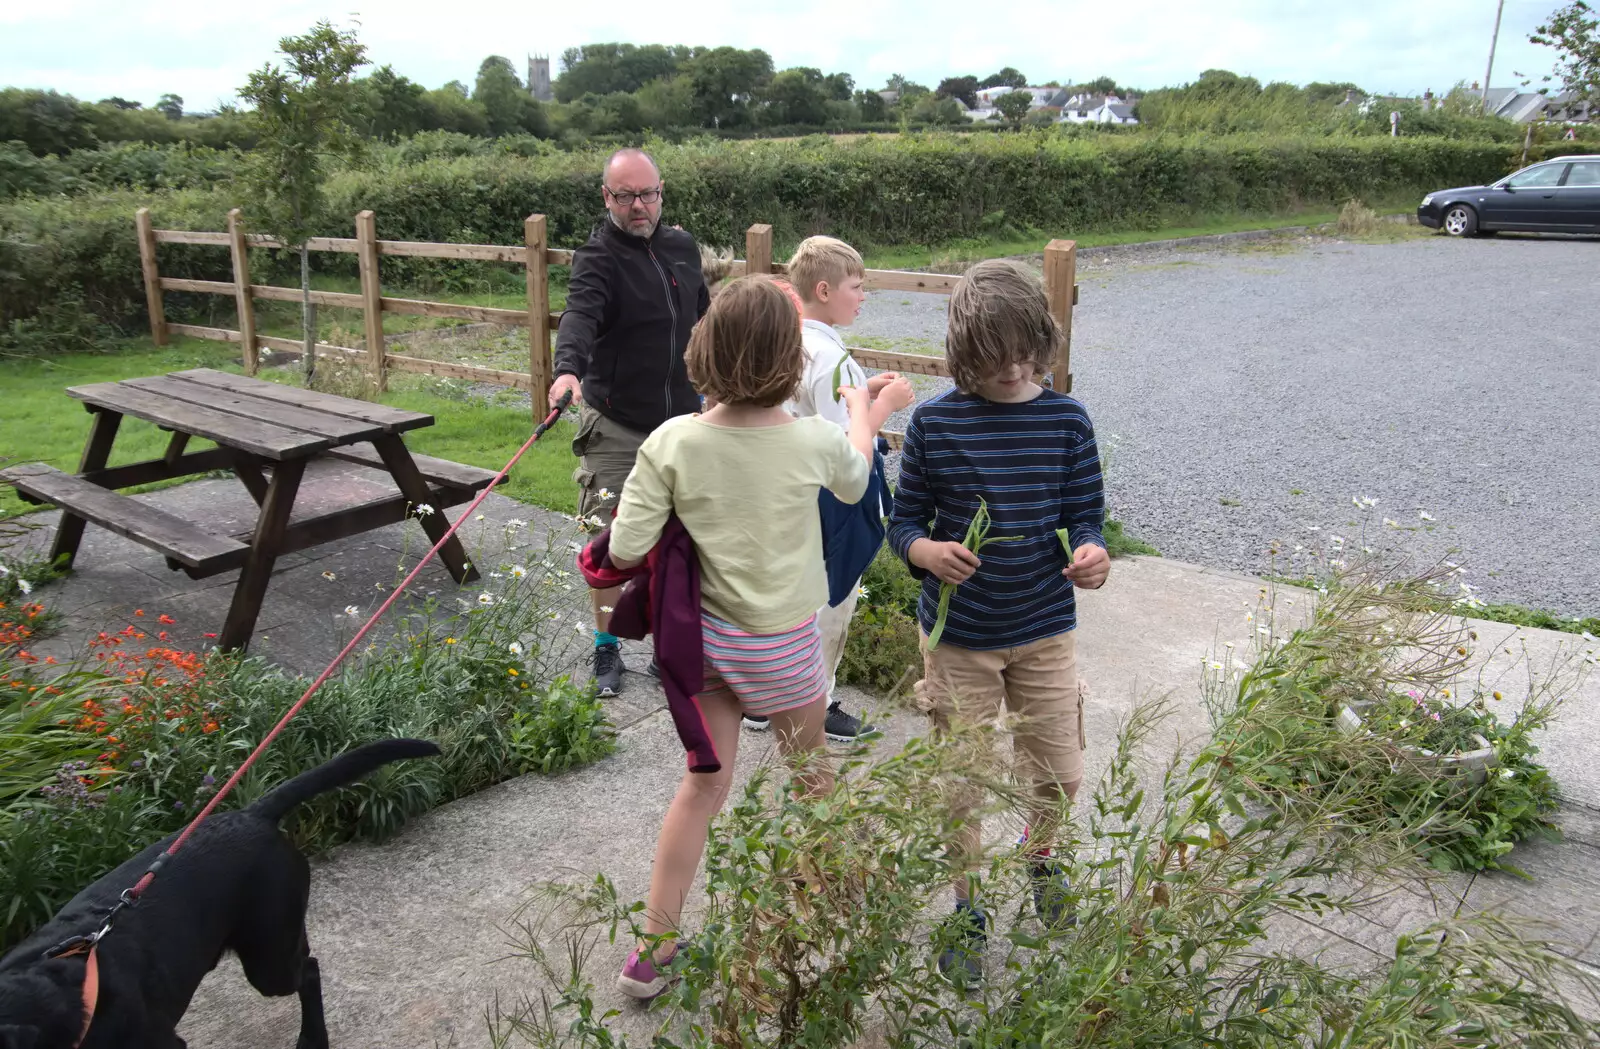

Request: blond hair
left=786, top=236, right=866, bottom=304
left=945, top=259, right=1060, bottom=393
left=685, top=276, right=805, bottom=407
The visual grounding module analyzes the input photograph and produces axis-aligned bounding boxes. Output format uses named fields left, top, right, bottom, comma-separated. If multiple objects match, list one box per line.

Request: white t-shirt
left=785, top=319, right=868, bottom=431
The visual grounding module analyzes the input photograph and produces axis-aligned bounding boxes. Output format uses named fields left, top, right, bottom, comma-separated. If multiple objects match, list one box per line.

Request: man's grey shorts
left=571, top=405, right=647, bottom=529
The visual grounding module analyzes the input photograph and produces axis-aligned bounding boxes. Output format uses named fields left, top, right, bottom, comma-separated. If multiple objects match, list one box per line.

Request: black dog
left=0, top=738, right=441, bottom=1049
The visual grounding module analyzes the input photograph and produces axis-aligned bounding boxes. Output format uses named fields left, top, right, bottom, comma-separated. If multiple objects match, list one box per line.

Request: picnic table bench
left=1, top=368, right=500, bottom=651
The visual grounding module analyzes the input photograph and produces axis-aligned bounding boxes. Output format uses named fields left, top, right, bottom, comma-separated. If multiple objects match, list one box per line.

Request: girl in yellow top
left=608, top=276, right=912, bottom=999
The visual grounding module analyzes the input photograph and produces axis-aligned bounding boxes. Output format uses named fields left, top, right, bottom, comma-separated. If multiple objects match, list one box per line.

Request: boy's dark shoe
left=935, top=900, right=987, bottom=987
left=742, top=714, right=771, bottom=731
left=592, top=642, right=624, bottom=696
left=1030, top=858, right=1078, bottom=929
left=824, top=701, right=871, bottom=742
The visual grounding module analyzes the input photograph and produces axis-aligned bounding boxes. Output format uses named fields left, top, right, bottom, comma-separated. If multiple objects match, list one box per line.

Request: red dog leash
left=45, top=393, right=573, bottom=1040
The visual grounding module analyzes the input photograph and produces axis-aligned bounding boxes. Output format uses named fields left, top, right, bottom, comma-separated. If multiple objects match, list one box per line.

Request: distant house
left=1059, top=93, right=1139, bottom=125
left=973, top=85, right=1060, bottom=109
left=1542, top=91, right=1595, bottom=125
left=1482, top=88, right=1554, bottom=123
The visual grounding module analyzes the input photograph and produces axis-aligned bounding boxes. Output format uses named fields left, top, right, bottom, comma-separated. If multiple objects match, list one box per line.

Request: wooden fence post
left=135, top=208, right=168, bottom=346
left=745, top=224, right=773, bottom=275
left=525, top=214, right=552, bottom=416
left=226, top=209, right=259, bottom=374
left=355, top=210, right=386, bottom=392
left=1043, top=239, right=1077, bottom=393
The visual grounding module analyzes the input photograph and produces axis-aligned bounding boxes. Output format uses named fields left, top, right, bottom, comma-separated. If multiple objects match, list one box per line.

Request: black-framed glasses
left=606, top=186, right=662, bottom=206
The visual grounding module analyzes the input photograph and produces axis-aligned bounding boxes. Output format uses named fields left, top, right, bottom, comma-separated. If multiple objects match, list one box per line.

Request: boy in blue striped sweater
left=887, top=259, right=1110, bottom=983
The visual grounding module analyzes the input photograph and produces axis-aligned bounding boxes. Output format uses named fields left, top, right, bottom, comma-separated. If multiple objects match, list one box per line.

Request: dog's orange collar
left=56, top=941, right=100, bottom=1048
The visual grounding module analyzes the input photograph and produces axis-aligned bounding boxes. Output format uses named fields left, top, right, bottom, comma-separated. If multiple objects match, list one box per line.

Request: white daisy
left=344, top=605, right=360, bottom=616
left=413, top=503, right=435, bottom=517
left=322, top=571, right=337, bottom=581
left=509, top=641, right=523, bottom=657
left=18, top=579, right=32, bottom=595
left=477, top=593, right=495, bottom=606
left=509, top=565, right=527, bottom=578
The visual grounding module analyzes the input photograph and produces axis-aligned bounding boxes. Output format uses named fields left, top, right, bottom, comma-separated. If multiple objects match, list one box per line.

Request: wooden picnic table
left=1, top=368, right=501, bottom=651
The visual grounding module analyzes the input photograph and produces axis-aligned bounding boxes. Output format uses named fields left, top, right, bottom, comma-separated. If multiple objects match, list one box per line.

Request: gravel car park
left=861, top=233, right=1599, bottom=616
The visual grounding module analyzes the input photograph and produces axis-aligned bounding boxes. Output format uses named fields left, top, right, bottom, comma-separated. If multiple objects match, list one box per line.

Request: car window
left=1506, top=164, right=1568, bottom=188
left=1562, top=161, right=1600, bottom=187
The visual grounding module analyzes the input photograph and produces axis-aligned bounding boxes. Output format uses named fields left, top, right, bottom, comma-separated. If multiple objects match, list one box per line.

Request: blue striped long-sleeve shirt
left=887, top=389, right=1105, bottom=650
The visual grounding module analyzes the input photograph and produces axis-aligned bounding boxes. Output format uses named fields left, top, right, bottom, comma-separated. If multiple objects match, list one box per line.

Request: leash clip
left=41, top=889, right=137, bottom=959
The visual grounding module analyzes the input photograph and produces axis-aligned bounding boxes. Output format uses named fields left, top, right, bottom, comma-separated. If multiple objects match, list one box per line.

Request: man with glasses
left=551, top=148, right=711, bottom=696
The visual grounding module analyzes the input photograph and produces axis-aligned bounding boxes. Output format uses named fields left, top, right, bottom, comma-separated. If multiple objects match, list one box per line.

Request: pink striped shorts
left=700, top=612, right=827, bottom=718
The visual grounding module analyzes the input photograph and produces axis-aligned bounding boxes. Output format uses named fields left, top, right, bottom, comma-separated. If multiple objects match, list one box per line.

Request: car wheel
left=1442, top=204, right=1479, bottom=237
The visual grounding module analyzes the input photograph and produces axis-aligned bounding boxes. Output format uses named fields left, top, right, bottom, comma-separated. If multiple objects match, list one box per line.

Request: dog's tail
left=248, top=738, right=442, bottom=825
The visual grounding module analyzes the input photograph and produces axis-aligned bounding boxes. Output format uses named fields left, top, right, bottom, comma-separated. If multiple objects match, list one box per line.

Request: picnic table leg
left=219, top=457, right=306, bottom=652
left=51, top=409, right=123, bottom=567
left=371, top=435, right=480, bottom=585
left=233, top=454, right=270, bottom=506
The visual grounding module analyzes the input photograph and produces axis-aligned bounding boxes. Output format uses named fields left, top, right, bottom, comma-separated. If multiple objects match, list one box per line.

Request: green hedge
left=1, top=131, right=1578, bottom=349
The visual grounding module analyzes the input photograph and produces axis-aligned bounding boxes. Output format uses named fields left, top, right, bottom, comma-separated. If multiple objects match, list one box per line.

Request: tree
left=99, top=97, right=142, bottom=110
left=683, top=46, right=773, bottom=127
left=856, top=89, right=888, bottom=121
left=912, top=94, right=967, bottom=125
left=1190, top=69, right=1262, bottom=99
left=995, top=89, right=1035, bottom=128
left=0, top=88, right=98, bottom=155
left=359, top=65, right=427, bottom=140
left=980, top=66, right=1028, bottom=89
left=636, top=75, right=694, bottom=128
left=421, top=81, right=488, bottom=135
left=239, top=21, right=368, bottom=384
left=591, top=91, right=646, bottom=133
left=475, top=56, right=549, bottom=137
left=555, top=43, right=696, bottom=102
left=763, top=67, right=830, bottom=125
left=1531, top=1, right=1600, bottom=102
left=1078, top=75, right=1121, bottom=96
left=823, top=72, right=855, bottom=102
left=1304, top=80, right=1364, bottom=105
left=155, top=94, right=184, bottom=120
left=886, top=73, right=909, bottom=94
left=936, top=75, right=980, bottom=108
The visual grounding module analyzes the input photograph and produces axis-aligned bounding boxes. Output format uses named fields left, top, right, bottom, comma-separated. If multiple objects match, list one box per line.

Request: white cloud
left=0, top=0, right=1567, bottom=107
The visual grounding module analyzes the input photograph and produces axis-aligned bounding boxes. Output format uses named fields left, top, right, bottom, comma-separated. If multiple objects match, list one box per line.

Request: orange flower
left=134, top=609, right=145, bottom=617
left=158, top=614, right=176, bottom=625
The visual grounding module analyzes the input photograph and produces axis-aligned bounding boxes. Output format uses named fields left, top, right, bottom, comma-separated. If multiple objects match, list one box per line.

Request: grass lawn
left=0, top=338, right=579, bottom=520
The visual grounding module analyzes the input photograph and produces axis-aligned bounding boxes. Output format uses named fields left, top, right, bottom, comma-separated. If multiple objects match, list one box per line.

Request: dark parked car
left=1417, top=155, right=1600, bottom=236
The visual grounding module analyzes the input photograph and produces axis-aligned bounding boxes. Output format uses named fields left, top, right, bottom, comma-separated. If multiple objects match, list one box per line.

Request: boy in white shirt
left=744, top=235, right=902, bottom=742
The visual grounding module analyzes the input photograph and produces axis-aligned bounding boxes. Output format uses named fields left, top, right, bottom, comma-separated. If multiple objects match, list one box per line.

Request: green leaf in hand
left=927, top=498, right=1022, bottom=650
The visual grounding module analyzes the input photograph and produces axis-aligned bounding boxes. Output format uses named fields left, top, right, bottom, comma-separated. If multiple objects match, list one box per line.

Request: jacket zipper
left=646, top=245, right=678, bottom=419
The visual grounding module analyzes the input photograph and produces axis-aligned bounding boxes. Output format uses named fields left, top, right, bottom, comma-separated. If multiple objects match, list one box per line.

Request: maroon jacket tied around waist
left=577, top=517, right=719, bottom=773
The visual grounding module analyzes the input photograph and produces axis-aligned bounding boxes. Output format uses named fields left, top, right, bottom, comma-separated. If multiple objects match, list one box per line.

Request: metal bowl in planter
left=1336, top=703, right=1497, bottom=785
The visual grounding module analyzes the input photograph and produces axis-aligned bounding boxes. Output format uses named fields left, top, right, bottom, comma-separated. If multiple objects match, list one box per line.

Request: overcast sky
left=0, top=0, right=1570, bottom=111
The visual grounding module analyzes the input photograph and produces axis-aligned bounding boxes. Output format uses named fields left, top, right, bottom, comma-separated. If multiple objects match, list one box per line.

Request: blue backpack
left=819, top=438, right=890, bottom=607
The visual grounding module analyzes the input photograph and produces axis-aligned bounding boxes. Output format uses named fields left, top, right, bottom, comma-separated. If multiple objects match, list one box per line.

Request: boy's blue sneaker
left=1030, top=858, right=1078, bottom=929
left=935, top=900, right=987, bottom=986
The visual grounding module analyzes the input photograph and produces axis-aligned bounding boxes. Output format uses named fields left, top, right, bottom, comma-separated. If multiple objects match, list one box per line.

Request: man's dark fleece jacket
left=553, top=216, right=711, bottom=434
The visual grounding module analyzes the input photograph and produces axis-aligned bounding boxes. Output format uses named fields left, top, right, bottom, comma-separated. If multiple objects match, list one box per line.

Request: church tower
left=527, top=54, right=553, bottom=101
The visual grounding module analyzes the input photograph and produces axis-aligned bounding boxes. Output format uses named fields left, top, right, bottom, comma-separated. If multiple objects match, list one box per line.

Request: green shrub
left=1210, top=560, right=1567, bottom=875
left=0, top=530, right=614, bottom=951
left=499, top=611, right=1596, bottom=1048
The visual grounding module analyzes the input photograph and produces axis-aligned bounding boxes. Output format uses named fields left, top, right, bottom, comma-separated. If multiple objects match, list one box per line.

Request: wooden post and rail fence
left=134, top=208, right=1079, bottom=446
